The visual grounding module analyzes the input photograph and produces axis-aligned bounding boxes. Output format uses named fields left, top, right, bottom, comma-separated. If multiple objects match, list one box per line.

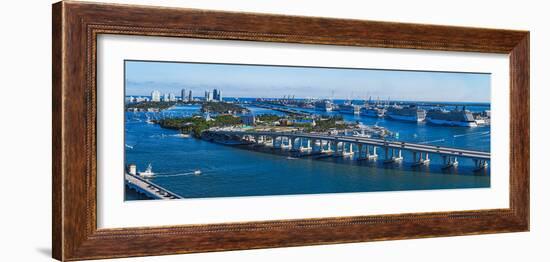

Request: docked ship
left=386, top=105, right=426, bottom=122
left=360, top=106, right=385, bottom=118
left=426, top=106, right=477, bottom=127
left=338, top=100, right=360, bottom=114
left=314, top=100, right=334, bottom=112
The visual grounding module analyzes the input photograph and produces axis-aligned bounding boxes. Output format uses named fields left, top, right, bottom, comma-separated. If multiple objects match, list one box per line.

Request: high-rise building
left=188, top=90, right=193, bottom=101
left=205, top=90, right=213, bottom=102
left=181, top=89, right=186, bottom=101
left=151, top=90, right=161, bottom=102
left=213, top=89, right=219, bottom=101
left=168, top=93, right=177, bottom=102
left=163, top=93, right=170, bottom=102
left=217, top=90, right=223, bottom=102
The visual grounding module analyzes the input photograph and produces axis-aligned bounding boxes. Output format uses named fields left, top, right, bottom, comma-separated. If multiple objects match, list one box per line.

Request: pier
left=125, top=173, right=183, bottom=200
left=204, top=130, right=490, bottom=170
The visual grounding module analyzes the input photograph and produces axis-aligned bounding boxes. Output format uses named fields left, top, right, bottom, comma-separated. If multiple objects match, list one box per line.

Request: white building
left=168, top=93, right=177, bottom=102
left=205, top=90, right=213, bottom=101
left=151, top=90, right=161, bottom=102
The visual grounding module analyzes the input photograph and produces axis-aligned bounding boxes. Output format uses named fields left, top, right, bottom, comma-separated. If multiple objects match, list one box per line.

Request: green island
left=201, top=102, right=249, bottom=114
left=126, top=101, right=177, bottom=111
left=157, top=115, right=243, bottom=137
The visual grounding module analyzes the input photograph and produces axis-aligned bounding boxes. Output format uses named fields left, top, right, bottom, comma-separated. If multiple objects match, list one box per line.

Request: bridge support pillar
left=412, top=152, right=430, bottom=166
left=394, top=149, right=403, bottom=161
left=473, top=159, right=488, bottom=170
left=342, top=142, right=354, bottom=156
left=300, top=138, right=311, bottom=151
left=367, top=146, right=378, bottom=159
left=442, top=155, right=459, bottom=169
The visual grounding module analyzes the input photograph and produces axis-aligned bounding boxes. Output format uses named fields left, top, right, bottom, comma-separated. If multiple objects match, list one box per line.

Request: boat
left=138, top=163, right=155, bottom=177
left=175, top=133, right=191, bottom=138
left=426, top=106, right=477, bottom=127
left=360, top=106, right=385, bottom=118
left=338, top=101, right=360, bottom=114
left=145, top=114, right=155, bottom=124
left=314, top=100, right=334, bottom=112
left=386, top=105, right=426, bottom=122
left=193, top=170, right=202, bottom=175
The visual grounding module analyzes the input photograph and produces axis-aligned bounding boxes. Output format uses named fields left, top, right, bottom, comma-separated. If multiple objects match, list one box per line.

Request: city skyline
left=125, top=60, right=491, bottom=103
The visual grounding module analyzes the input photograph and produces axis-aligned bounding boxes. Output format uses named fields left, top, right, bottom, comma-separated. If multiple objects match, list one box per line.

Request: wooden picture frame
left=52, top=1, right=529, bottom=261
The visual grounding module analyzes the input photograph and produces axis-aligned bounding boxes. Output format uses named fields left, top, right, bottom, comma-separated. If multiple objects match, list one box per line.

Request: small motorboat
left=138, top=163, right=155, bottom=177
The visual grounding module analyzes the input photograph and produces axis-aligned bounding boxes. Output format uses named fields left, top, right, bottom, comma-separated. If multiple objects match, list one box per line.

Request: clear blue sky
left=125, top=60, right=490, bottom=103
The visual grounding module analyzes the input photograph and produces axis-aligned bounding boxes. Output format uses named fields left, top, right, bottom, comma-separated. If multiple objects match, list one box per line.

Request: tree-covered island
left=200, top=102, right=250, bottom=114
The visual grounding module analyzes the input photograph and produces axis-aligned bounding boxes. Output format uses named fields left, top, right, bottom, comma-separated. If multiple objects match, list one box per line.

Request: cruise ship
left=314, top=100, right=334, bottom=112
left=338, top=101, right=360, bottom=114
left=360, top=106, right=385, bottom=118
left=386, top=105, right=426, bottom=122
left=426, top=107, right=477, bottom=127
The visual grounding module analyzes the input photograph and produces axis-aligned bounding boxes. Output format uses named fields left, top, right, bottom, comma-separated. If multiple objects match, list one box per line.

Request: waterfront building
left=151, top=90, right=161, bottom=102
left=181, top=89, right=186, bottom=102
left=127, top=164, right=137, bottom=176
left=188, top=90, right=193, bottom=101
left=217, top=90, right=223, bottom=101
left=162, top=93, right=170, bottom=102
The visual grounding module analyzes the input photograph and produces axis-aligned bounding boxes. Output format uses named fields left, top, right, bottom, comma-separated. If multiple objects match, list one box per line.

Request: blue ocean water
left=124, top=102, right=490, bottom=200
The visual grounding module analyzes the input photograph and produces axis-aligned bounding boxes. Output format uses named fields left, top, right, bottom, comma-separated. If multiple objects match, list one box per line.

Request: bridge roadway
left=208, top=130, right=490, bottom=161
left=249, top=102, right=313, bottom=116
left=125, top=173, right=182, bottom=200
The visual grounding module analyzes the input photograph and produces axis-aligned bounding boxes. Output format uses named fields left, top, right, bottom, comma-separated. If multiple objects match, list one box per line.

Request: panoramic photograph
left=123, top=60, right=491, bottom=200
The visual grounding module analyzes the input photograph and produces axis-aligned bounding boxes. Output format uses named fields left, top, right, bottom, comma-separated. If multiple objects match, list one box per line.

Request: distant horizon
left=125, top=60, right=491, bottom=103
left=124, top=94, right=490, bottom=105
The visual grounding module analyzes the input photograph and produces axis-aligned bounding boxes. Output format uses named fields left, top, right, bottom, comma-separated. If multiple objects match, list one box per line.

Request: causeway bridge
left=204, top=130, right=490, bottom=170
left=249, top=102, right=313, bottom=117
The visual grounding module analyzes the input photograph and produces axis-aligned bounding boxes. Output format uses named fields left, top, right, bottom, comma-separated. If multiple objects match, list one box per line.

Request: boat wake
left=417, top=139, right=445, bottom=144
left=453, top=131, right=490, bottom=138
left=151, top=170, right=202, bottom=177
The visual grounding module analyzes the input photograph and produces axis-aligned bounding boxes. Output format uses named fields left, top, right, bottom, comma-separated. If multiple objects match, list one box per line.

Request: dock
left=125, top=173, right=183, bottom=200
